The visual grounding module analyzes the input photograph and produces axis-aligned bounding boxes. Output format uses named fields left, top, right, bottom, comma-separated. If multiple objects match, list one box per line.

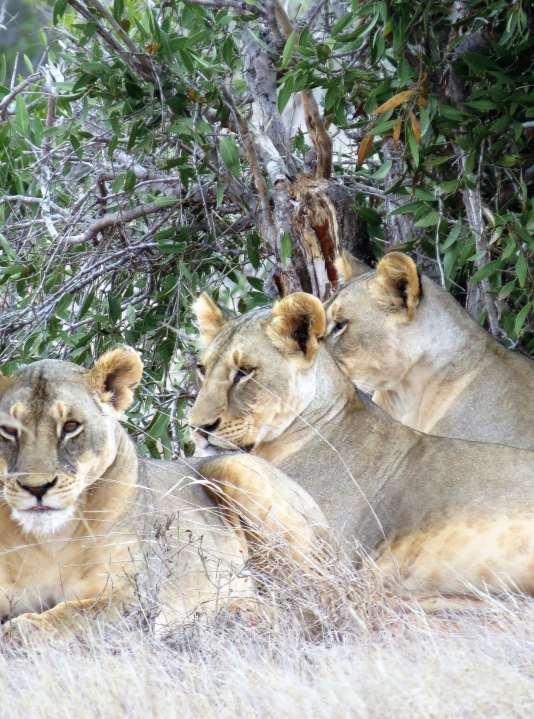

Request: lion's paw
left=1, top=612, right=54, bottom=645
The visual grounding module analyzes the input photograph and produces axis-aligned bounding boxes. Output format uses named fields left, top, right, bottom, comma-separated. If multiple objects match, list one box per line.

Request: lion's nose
left=197, top=419, right=221, bottom=437
left=17, top=478, right=57, bottom=500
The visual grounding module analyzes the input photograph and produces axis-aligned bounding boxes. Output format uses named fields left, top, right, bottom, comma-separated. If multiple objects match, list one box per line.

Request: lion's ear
left=372, top=252, right=422, bottom=320
left=268, top=292, right=326, bottom=362
left=334, top=251, right=370, bottom=285
left=193, top=293, right=227, bottom=348
left=88, top=346, right=143, bottom=415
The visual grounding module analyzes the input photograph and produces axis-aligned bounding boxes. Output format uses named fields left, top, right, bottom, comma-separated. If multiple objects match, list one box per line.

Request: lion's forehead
left=203, top=310, right=271, bottom=367
left=0, top=361, right=99, bottom=424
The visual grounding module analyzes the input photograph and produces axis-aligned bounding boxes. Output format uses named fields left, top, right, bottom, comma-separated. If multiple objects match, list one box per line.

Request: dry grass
left=3, top=562, right=534, bottom=719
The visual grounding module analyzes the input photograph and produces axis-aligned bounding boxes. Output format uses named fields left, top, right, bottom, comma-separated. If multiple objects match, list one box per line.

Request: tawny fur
left=86, top=345, right=143, bottom=414
left=268, top=293, right=326, bottom=362
left=190, top=293, right=534, bottom=604
left=194, top=293, right=227, bottom=349
left=0, top=350, right=323, bottom=642
left=326, top=251, right=534, bottom=448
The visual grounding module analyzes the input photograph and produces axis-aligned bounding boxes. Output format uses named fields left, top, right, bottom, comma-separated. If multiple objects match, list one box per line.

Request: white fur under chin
left=12, top=506, right=75, bottom=537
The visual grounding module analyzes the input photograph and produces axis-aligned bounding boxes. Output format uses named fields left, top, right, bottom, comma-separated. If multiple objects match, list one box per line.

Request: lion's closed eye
left=62, top=420, right=83, bottom=439
left=329, top=320, right=348, bottom=337
left=0, top=424, right=18, bottom=442
left=233, top=367, right=256, bottom=385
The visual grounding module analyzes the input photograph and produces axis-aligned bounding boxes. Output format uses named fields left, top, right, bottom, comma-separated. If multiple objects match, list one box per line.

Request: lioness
left=0, top=347, right=324, bottom=641
left=190, top=292, right=534, bottom=599
left=326, top=251, right=534, bottom=449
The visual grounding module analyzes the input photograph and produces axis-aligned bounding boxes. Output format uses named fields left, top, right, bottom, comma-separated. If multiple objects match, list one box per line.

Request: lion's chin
left=11, top=506, right=75, bottom=537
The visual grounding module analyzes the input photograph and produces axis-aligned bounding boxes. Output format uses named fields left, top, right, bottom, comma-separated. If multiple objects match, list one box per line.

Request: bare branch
left=381, top=138, right=414, bottom=247
left=460, top=146, right=500, bottom=336
left=0, top=195, right=46, bottom=205
left=221, top=86, right=277, bottom=254
left=274, top=1, right=332, bottom=179
left=301, top=91, right=333, bottom=179
left=67, top=0, right=155, bottom=82
left=0, top=73, right=41, bottom=120
left=67, top=200, right=180, bottom=245
left=183, top=0, right=266, bottom=14
left=85, top=0, right=140, bottom=55
left=298, top=0, right=328, bottom=29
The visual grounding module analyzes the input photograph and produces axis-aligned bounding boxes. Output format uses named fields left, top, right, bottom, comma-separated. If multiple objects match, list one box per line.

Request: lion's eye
left=63, top=420, right=82, bottom=435
left=331, top=320, right=348, bottom=336
left=196, top=363, right=206, bottom=378
left=0, top=425, right=18, bottom=441
left=233, top=367, right=255, bottom=385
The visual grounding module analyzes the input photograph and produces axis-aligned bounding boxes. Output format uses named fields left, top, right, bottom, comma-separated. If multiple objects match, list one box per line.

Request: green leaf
left=152, top=196, right=179, bottom=208
left=471, top=260, right=501, bottom=283
left=277, top=75, right=294, bottom=113
left=443, top=247, right=459, bottom=284
left=391, top=201, right=426, bottom=216
left=79, top=289, right=96, bottom=319
left=514, top=302, right=531, bottom=338
left=407, top=124, right=419, bottom=167
left=316, top=43, right=331, bottom=62
left=464, top=99, right=498, bottom=112
left=247, top=276, right=263, bottom=291
left=246, top=232, right=260, bottom=270
left=216, top=181, right=225, bottom=207
left=112, top=0, right=124, bottom=21
left=15, top=96, right=29, bottom=134
left=149, top=411, right=169, bottom=440
left=371, top=160, right=392, bottom=181
left=109, top=296, right=122, bottom=322
left=0, top=233, right=16, bottom=261
left=414, top=211, right=440, bottom=228
left=325, top=84, right=342, bottom=113
left=219, top=136, right=240, bottom=177
left=516, top=254, right=527, bottom=288
left=441, top=223, right=462, bottom=250
left=53, top=0, right=68, bottom=25
left=356, top=207, right=381, bottom=225
left=439, top=180, right=460, bottom=193
left=331, top=13, right=353, bottom=35
left=497, top=280, right=516, bottom=300
left=221, top=37, right=235, bottom=66
left=108, top=134, right=119, bottom=160
left=281, top=30, right=298, bottom=68
left=372, top=119, right=398, bottom=135
left=414, top=188, right=435, bottom=201
left=438, top=104, right=468, bottom=121
left=123, top=169, right=137, bottom=193
left=280, top=232, right=292, bottom=265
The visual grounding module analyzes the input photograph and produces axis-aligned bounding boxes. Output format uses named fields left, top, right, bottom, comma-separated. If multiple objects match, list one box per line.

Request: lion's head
left=0, top=347, right=142, bottom=536
left=324, top=252, right=423, bottom=394
left=189, top=292, right=328, bottom=452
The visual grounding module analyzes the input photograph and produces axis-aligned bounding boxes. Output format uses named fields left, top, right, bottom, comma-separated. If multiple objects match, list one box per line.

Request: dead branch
left=462, top=179, right=500, bottom=335
left=67, top=0, right=154, bottom=82
left=381, top=138, right=414, bottom=247
left=67, top=199, right=181, bottom=245
left=221, top=86, right=277, bottom=253
left=183, top=0, right=266, bottom=13
left=274, top=1, right=332, bottom=179
left=0, top=73, right=41, bottom=120
left=298, top=0, right=328, bottom=29
left=301, top=91, right=333, bottom=179
left=0, top=195, right=46, bottom=204
left=85, top=0, right=140, bottom=55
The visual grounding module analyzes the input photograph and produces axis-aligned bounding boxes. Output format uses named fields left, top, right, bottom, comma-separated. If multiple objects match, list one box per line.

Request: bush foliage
left=0, top=0, right=532, bottom=456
